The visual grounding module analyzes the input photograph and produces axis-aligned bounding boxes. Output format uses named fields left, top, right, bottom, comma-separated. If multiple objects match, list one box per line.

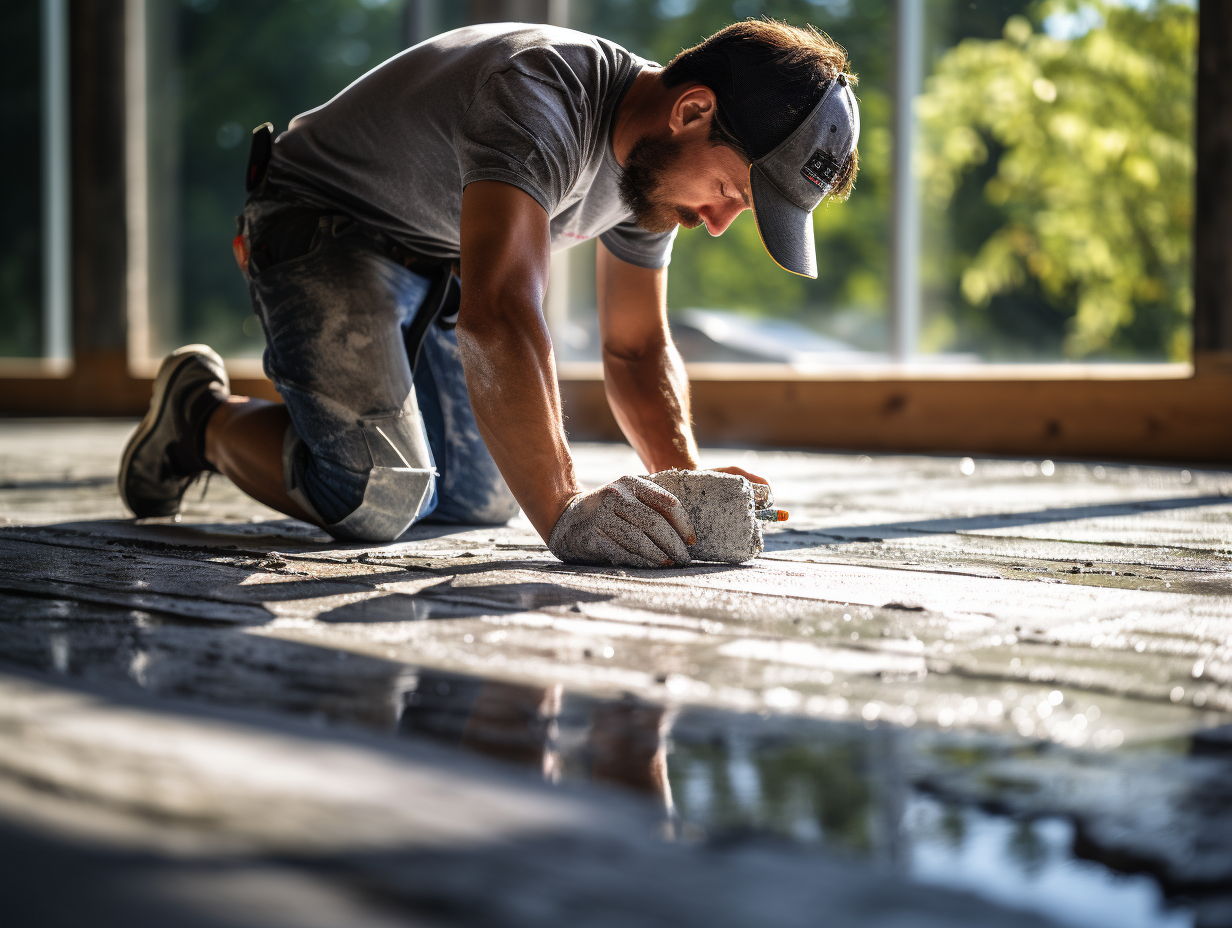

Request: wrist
left=646, top=443, right=699, bottom=474
left=530, top=484, right=584, bottom=544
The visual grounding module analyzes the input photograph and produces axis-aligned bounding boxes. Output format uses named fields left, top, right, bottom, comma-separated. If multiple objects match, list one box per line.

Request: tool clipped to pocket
left=246, top=122, right=274, bottom=192
left=234, top=122, right=275, bottom=274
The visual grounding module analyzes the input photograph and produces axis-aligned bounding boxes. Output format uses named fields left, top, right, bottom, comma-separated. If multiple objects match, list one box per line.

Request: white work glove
left=548, top=476, right=697, bottom=568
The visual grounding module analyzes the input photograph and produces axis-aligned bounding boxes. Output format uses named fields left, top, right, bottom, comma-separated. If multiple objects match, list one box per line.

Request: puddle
left=0, top=595, right=1219, bottom=927
left=907, top=804, right=1190, bottom=928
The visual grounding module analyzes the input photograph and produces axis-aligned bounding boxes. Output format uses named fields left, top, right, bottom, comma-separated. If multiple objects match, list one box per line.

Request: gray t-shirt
left=268, top=23, right=676, bottom=269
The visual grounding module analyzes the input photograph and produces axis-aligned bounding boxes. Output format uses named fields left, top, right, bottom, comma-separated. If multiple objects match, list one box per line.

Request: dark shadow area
left=765, top=495, right=1232, bottom=549
left=0, top=476, right=117, bottom=492
left=0, top=817, right=257, bottom=928
left=317, top=580, right=614, bottom=623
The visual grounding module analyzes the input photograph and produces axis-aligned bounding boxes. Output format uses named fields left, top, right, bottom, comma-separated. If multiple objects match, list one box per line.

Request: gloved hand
left=548, top=476, right=697, bottom=568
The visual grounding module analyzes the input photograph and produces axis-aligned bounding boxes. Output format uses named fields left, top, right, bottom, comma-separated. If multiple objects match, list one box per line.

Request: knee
left=284, top=415, right=437, bottom=543
left=326, top=465, right=436, bottom=542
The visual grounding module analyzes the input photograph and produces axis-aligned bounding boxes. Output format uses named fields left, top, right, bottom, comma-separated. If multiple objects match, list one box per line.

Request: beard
left=618, top=135, right=703, bottom=234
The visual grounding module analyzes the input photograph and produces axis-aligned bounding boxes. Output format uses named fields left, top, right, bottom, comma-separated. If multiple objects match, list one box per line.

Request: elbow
left=602, top=330, right=673, bottom=367
left=455, top=287, right=552, bottom=372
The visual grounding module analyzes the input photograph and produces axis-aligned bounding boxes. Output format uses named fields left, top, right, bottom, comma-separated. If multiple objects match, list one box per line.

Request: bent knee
left=284, top=412, right=437, bottom=543
left=325, top=465, right=436, bottom=542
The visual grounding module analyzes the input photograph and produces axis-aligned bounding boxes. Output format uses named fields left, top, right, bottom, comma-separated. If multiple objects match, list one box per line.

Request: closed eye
left=721, top=182, right=750, bottom=207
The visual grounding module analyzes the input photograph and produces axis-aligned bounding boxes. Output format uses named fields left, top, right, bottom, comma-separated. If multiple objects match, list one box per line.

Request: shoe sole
left=118, top=345, right=228, bottom=518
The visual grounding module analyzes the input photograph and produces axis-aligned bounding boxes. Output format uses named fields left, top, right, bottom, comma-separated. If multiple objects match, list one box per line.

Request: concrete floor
left=2, top=419, right=1231, bottom=927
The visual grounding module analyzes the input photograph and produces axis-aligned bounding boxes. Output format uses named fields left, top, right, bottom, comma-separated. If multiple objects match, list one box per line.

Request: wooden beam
left=560, top=372, right=1232, bottom=463
left=3, top=358, right=1228, bottom=462
left=1194, top=0, right=1232, bottom=375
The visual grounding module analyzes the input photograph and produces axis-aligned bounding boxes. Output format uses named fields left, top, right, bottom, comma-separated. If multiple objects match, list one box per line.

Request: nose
left=701, top=199, right=746, bottom=237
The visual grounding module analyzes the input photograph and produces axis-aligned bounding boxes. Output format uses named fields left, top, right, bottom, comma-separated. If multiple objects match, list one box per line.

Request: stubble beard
left=618, top=135, right=703, bottom=234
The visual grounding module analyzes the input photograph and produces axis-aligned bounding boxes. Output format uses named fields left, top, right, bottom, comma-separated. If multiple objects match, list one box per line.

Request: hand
left=548, top=475, right=697, bottom=568
left=709, top=466, right=774, bottom=507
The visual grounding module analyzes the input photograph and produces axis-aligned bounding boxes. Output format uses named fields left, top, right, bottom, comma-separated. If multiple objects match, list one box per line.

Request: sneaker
left=119, top=345, right=230, bottom=518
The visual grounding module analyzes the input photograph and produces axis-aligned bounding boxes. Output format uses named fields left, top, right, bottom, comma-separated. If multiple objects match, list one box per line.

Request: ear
left=668, top=84, right=717, bottom=139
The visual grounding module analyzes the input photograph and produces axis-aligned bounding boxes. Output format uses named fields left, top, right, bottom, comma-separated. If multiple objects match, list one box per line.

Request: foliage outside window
left=918, top=0, right=1195, bottom=362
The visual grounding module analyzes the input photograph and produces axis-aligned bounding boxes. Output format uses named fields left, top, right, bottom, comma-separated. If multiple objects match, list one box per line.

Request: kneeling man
left=119, top=19, right=859, bottom=567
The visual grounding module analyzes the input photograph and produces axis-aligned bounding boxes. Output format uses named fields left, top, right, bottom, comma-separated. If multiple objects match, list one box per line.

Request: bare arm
left=596, top=242, right=771, bottom=494
left=456, top=181, right=578, bottom=541
left=596, top=241, right=700, bottom=473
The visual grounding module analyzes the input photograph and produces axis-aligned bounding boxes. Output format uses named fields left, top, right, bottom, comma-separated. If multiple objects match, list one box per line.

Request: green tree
left=918, top=0, right=1195, bottom=360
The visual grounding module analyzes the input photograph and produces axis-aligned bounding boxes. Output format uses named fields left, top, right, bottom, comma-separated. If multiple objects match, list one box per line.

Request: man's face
left=619, top=133, right=751, bottom=237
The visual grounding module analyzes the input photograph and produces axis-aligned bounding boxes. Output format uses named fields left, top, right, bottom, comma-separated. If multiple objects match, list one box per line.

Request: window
left=916, top=0, right=1196, bottom=364
left=562, top=0, right=1195, bottom=369
left=1, top=0, right=1222, bottom=460
left=0, top=0, right=70, bottom=367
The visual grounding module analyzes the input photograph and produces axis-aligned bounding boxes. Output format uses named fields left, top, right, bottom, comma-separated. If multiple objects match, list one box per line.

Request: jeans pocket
left=249, top=207, right=328, bottom=275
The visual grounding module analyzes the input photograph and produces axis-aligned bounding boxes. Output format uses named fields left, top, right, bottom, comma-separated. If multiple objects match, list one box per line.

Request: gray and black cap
left=746, top=77, right=859, bottom=278
left=710, top=60, right=860, bottom=279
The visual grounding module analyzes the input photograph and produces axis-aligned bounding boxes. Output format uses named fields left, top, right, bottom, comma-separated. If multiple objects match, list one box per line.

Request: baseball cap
left=746, top=77, right=859, bottom=278
left=712, top=71, right=860, bottom=279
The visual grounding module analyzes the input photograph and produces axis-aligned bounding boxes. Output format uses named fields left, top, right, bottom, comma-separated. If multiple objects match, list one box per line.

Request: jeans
left=241, top=191, right=519, bottom=542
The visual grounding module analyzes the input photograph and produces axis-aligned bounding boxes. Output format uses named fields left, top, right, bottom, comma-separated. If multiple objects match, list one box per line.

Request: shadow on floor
left=316, top=580, right=615, bottom=623
left=767, top=494, right=1232, bottom=548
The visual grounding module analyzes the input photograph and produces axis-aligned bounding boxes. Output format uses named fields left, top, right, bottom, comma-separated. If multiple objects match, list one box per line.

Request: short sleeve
left=599, top=220, right=677, bottom=269
left=455, top=51, right=589, bottom=215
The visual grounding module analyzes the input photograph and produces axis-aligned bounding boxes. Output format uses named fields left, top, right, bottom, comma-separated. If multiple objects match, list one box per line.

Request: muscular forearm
left=602, top=335, right=699, bottom=473
left=457, top=181, right=580, bottom=542
left=457, top=302, right=581, bottom=541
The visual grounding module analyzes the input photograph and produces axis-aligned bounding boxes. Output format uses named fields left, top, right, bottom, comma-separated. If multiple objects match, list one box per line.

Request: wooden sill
left=559, top=358, right=1232, bottom=463
left=557, top=361, right=1195, bottom=382
left=0, top=358, right=74, bottom=378
left=2, top=351, right=1229, bottom=462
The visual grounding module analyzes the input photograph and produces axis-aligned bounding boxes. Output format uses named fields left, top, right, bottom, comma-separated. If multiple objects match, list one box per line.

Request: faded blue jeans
left=241, top=191, right=519, bottom=542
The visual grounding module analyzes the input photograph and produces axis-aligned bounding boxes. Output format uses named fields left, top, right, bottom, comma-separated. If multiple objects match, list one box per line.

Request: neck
left=612, top=68, right=671, bottom=166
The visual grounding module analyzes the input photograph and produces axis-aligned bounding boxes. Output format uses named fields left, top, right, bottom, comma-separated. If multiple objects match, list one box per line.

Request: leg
left=244, top=213, right=439, bottom=542
left=204, top=396, right=316, bottom=524
left=415, top=320, right=521, bottom=524
left=120, top=207, right=439, bottom=541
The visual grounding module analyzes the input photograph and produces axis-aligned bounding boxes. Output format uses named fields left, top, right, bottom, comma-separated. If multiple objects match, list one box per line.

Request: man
left=118, top=18, right=859, bottom=568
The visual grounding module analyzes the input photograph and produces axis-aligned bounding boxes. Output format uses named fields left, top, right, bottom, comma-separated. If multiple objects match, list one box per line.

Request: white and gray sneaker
left=118, top=345, right=230, bottom=519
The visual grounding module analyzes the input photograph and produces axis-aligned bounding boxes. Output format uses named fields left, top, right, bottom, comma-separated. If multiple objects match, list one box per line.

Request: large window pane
left=917, top=0, right=1196, bottom=362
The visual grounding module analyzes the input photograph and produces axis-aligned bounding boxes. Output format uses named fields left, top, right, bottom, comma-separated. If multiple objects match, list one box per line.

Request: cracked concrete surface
left=2, top=419, right=1231, bottom=927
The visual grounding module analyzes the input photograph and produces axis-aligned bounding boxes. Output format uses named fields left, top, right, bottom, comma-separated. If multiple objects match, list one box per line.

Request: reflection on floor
left=2, top=419, right=1231, bottom=927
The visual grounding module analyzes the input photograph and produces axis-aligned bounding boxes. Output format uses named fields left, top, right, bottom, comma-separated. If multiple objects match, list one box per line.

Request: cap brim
left=749, top=164, right=817, bottom=279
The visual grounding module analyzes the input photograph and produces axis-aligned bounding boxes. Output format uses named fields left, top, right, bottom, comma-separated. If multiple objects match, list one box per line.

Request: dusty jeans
left=240, top=189, right=518, bottom=542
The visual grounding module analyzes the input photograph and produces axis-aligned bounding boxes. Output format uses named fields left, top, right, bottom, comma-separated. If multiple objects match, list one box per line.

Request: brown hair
left=662, top=19, right=859, bottom=200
